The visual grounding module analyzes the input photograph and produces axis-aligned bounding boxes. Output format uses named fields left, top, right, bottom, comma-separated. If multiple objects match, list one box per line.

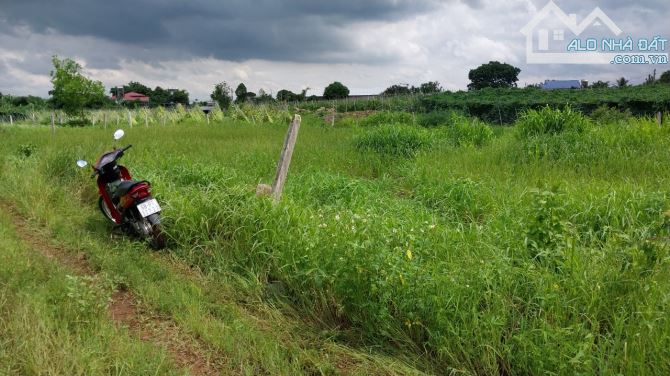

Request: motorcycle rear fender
left=120, top=182, right=152, bottom=210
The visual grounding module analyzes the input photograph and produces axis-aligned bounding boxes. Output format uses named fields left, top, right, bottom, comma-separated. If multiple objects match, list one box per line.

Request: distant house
left=541, top=80, right=583, bottom=90
left=111, top=91, right=150, bottom=103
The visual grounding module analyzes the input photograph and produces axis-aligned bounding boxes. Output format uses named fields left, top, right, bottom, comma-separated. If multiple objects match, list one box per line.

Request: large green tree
left=591, top=80, right=609, bottom=89
left=277, top=89, right=296, bottom=102
left=383, top=84, right=411, bottom=96
left=323, top=81, right=350, bottom=99
left=168, top=88, right=189, bottom=106
left=616, top=77, right=629, bottom=88
left=49, top=56, right=105, bottom=118
left=235, top=83, right=248, bottom=103
left=419, top=81, right=442, bottom=94
left=150, top=86, right=170, bottom=106
left=125, top=81, right=152, bottom=95
left=110, top=81, right=151, bottom=97
left=660, top=70, right=670, bottom=84
left=255, top=89, right=274, bottom=103
left=277, top=88, right=308, bottom=102
left=211, top=82, right=233, bottom=109
left=467, top=61, right=521, bottom=90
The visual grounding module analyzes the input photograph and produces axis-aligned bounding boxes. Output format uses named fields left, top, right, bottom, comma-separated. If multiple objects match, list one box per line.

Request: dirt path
left=1, top=203, right=224, bottom=376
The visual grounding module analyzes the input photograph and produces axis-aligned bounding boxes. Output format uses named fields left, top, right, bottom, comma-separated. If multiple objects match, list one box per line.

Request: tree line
left=209, top=81, right=355, bottom=109
left=468, top=61, right=670, bottom=90
left=3, top=56, right=669, bottom=120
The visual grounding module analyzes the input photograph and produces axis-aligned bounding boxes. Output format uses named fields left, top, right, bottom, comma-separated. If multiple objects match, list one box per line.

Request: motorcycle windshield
left=94, top=150, right=122, bottom=170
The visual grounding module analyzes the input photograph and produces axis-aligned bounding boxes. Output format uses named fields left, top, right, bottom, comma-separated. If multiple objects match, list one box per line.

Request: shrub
left=517, top=106, right=590, bottom=138
left=416, top=111, right=455, bottom=128
left=354, top=124, right=432, bottom=157
left=590, top=105, right=632, bottom=125
left=359, top=111, right=414, bottom=127
left=66, top=118, right=91, bottom=127
left=428, top=112, right=494, bottom=147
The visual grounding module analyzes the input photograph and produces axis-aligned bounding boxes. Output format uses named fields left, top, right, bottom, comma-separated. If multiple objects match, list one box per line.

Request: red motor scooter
left=77, top=129, right=166, bottom=249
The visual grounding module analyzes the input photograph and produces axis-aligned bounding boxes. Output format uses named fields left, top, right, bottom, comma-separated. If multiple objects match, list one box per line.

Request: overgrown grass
left=358, top=111, right=415, bottom=127
left=2, top=109, right=670, bottom=375
left=354, top=124, right=433, bottom=157
left=0, top=211, right=182, bottom=375
left=517, top=105, right=591, bottom=138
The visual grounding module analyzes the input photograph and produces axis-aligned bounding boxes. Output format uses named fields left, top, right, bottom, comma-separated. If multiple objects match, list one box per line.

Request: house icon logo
left=521, top=1, right=624, bottom=64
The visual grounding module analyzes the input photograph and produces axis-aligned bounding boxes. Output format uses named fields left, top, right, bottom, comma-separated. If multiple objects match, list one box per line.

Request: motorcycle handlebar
left=90, top=145, right=133, bottom=178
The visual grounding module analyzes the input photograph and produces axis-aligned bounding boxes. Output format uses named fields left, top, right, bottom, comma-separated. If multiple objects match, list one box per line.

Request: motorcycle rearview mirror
left=76, top=160, right=88, bottom=168
left=113, top=129, right=125, bottom=141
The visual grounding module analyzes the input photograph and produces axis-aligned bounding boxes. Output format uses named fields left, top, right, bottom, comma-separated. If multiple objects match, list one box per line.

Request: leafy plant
left=17, top=143, right=37, bottom=158
left=525, top=188, right=569, bottom=267
left=64, top=274, right=114, bottom=322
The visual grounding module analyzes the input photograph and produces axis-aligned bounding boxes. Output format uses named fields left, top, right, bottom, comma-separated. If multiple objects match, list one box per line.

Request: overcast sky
left=0, top=0, right=668, bottom=100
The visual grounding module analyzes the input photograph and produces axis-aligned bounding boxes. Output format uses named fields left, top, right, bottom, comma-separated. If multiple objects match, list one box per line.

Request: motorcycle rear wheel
left=149, top=225, right=167, bottom=250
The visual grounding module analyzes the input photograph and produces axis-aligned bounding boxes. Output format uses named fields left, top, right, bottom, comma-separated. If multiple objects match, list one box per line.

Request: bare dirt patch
left=0, top=202, right=225, bottom=376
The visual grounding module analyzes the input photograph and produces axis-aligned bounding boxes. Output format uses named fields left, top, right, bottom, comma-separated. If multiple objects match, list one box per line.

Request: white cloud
left=0, top=0, right=668, bottom=99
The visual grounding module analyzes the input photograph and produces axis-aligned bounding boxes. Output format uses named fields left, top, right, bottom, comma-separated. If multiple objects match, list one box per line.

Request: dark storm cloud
left=0, top=0, right=444, bottom=64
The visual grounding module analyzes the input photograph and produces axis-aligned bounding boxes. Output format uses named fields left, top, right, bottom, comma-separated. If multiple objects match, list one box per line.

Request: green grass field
left=1, top=108, right=669, bottom=375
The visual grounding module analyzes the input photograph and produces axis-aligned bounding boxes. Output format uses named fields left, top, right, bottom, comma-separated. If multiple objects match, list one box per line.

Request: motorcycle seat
left=115, top=180, right=149, bottom=197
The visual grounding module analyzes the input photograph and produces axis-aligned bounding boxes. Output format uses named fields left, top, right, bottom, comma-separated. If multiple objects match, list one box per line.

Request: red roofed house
left=111, top=91, right=150, bottom=103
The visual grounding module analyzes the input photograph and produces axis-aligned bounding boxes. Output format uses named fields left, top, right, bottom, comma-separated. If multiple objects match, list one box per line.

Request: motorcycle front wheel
left=98, top=196, right=116, bottom=224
